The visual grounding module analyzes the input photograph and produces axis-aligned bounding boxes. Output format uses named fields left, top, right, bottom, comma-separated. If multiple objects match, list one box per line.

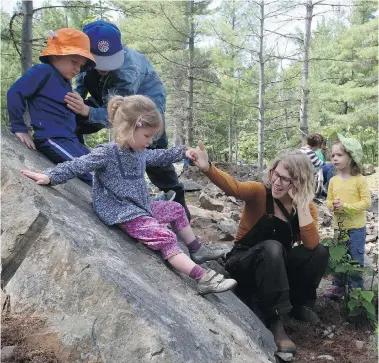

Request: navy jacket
left=7, top=64, right=76, bottom=140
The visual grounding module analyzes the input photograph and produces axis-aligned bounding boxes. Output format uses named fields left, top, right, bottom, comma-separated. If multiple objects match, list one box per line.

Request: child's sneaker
left=190, top=245, right=225, bottom=264
left=197, top=269, right=237, bottom=295
left=322, top=286, right=344, bottom=300
left=152, top=190, right=176, bottom=202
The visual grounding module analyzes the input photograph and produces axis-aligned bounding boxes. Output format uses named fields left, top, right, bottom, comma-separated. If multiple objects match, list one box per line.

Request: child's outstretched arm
left=191, top=141, right=263, bottom=201
left=144, top=145, right=189, bottom=167
left=21, top=145, right=110, bottom=185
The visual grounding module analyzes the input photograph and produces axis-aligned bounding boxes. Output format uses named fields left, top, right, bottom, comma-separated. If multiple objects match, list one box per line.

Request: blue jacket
left=75, top=46, right=166, bottom=128
left=7, top=64, right=76, bottom=140
left=44, top=143, right=186, bottom=225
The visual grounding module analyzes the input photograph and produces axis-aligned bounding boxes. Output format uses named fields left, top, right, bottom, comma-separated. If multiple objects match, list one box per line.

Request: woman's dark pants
left=226, top=240, right=329, bottom=322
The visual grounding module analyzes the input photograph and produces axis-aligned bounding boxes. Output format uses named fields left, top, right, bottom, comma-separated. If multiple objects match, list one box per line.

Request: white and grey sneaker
left=197, top=269, right=237, bottom=295
left=190, top=245, right=225, bottom=264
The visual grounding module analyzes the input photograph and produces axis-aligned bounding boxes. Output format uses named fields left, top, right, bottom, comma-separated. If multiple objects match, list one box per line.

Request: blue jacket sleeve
left=144, top=146, right=186, bottom=167
left=43, top=144, right=110, bottom=185
left=7, top=65, right=51, bottom=133
left=74, top=72, right=88, bottom=99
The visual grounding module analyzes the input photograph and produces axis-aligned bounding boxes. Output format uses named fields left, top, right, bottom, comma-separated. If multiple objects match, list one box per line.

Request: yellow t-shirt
left=327, top=174, right=371, bottom=229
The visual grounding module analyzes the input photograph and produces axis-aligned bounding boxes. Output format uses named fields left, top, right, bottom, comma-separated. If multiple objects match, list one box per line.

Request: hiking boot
left=190, top=244, right=225, bottom=264
left=269, top=316, right=297, bottom=354
left=197, top=269, right=237, bottom=295
left=322, top=286, right=344, bottom=300
left=290, top=305, right=320, bottom=323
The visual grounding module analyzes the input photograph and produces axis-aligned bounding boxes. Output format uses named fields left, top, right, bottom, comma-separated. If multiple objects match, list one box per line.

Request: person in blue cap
left=64, top=20, right=190, bottom=219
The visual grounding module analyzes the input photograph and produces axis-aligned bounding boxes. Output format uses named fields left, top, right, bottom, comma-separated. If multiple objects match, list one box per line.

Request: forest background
left=1, top=0, right=378, bottom=170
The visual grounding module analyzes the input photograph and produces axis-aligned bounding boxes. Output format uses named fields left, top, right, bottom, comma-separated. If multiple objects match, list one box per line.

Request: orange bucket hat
left=40, top=28, right=96, bottom=69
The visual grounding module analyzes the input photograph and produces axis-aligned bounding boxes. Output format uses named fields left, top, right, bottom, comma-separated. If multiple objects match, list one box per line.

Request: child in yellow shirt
left=324, top=134, right=371, bottom=298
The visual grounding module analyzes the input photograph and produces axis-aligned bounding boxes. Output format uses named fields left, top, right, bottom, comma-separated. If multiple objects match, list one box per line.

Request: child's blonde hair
left=264, top=150, right=315, bottom=210
left=107, top=95, right=162, bottom=147
left=332, top=141, right=361, bottom=176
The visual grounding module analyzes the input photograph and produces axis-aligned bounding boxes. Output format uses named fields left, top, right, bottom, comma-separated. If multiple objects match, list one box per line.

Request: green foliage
left=1, top=0, right=377, bottom=167
left=348, top=288, right=377, bottom=321
left=323, top=213, right=377, bottom=323
left=323, top=236, right=366, bottom=279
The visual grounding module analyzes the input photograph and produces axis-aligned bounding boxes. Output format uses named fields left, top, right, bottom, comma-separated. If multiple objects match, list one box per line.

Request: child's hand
left=185, top=148, right=197, bottom=161
left=333, top=198, right=344, bottom=210
left=65, top=92, right=89, bottom=117
left=21, top=170, right=50, bottom=185
left=15, top=132, right=36, bottom=151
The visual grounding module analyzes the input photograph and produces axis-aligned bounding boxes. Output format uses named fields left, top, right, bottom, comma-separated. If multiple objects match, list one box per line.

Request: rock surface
left=1, top=128, right=277, bottom=363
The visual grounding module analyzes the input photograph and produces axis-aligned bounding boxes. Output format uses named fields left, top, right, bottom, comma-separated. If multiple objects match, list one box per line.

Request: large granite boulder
left=1, top=128, right=277, bottom=363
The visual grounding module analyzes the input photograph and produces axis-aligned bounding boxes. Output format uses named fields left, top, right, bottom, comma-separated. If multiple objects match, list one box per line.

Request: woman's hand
left=21, top=170, right=50, bottom=185
left=190, top=141, right=210, bottom=172
left=65, top=92, right=89, bottom=116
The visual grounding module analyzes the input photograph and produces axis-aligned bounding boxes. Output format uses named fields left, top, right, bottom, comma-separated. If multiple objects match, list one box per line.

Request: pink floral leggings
left=119, top=201, right=189, bottom=260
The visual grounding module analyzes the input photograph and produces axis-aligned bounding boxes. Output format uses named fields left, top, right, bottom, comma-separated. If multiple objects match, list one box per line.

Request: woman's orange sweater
left=204, top=164, right=320, bottom=249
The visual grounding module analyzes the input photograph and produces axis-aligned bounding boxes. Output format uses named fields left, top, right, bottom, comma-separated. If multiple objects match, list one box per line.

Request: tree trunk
left=257, top=1, right=265, bottom=171
left=235, top=127, right=239, bottom=163
left=299, top=0, right=313, bottom=143
left=21, top=1, right=33, bottom=129
left=228, top=3, right=237, bottom=163
left=186, top=0, right=195, bottom=146
left=21, top=1, right=33, bottom=74
left=172, top=79, right=185, bottom=146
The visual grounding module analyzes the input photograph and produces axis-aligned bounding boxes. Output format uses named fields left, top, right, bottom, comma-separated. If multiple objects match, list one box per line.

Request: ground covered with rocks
left=2, top=162, right=377, bottom=363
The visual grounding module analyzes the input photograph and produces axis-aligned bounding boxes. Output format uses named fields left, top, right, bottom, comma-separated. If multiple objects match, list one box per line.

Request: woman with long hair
left=190, top=143, right=329, bottom=354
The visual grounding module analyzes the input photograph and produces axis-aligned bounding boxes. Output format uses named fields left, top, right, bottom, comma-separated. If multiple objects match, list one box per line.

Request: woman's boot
left=269, top=316, right=296, bottom=354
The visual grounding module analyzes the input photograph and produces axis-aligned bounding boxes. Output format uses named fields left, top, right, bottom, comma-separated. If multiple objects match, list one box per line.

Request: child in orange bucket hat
left=7, top=28, right=96, bottom=184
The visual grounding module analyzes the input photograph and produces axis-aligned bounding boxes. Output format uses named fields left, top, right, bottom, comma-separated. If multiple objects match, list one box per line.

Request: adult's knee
left=261, top=240, right=286, bottom=261
left=313, top=244, right=329, bottom=264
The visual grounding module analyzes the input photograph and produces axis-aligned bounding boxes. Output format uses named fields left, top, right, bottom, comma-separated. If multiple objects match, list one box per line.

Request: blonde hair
left=107, top=95, right=163, bottom=147
left=332, top=141, right=361, bottom=176
left=264, top=150, right=315, bottom=210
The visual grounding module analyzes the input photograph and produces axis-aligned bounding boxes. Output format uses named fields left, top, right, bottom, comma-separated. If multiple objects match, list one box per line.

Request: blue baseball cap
left=83, top=20, right=124, bottom=71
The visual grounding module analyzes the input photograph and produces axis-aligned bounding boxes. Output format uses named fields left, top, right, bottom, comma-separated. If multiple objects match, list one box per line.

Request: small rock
left=355, top=340, right=365, bottom=350
left=218, top=231, right=235, bottom=242
left=217, top=219, right=238, bottom=236
left=1, top=346, right=16, bottom=362
left=365, top=243, right=374, bottom=254
left=362, top=164, right=375, bottom=176
left=199, top=193, right=224, bottom=212
left=322, top=325, right=336, bottom=339
left=275, top=351, right=294, bottom=361
left=181, top=178, right=202, bottom=192
left=366, top=235, right=378, bottom=243
left=191, top=217, right=214, bottom=229
left=317, top=355, right=335, bottom=361
left=227, top=196, right=238, bottom=204
left=229, top=211, right=241, bottom=222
